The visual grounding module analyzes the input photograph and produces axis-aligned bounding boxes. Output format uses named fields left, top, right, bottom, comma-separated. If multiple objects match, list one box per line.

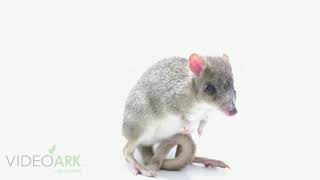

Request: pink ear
left=189, top=53, right=205, bottom=76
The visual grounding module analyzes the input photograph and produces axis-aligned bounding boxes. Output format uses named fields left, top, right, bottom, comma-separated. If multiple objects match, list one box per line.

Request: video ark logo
left=5, top=145, right=81, bottom=173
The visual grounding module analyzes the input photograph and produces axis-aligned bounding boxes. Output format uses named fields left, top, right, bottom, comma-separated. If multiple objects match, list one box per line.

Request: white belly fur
left=138, top=114, right=183, bottom=145
left=138, top=102, right=214, bottom=145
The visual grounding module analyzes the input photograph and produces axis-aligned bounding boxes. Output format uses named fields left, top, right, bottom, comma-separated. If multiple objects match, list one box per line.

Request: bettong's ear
left=189, top=53, right=205, bottom=76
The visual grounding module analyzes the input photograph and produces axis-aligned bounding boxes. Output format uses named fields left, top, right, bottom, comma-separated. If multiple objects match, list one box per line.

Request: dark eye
left=206, top=83, right=216, bottom=94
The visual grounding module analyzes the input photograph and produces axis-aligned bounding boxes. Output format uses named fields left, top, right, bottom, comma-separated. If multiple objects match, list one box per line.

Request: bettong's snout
left=222, top=102, right=237, bottom=116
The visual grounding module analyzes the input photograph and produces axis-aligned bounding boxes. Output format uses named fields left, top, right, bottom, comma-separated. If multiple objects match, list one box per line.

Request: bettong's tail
left=146, top=134, right=196, bottom=171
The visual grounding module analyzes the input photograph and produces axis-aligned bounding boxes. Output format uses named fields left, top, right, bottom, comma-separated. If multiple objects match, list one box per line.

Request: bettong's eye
left=206, top=83, right=216, bottom=94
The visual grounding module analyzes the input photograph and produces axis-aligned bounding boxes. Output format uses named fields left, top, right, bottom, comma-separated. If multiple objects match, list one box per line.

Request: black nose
left=229, top=108, right=237, bottom=116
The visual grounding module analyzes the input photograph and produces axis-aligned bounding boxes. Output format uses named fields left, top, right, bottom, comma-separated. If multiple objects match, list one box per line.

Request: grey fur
left=122, top=57, right=195, bottom=141
left=122, top=54, right=237, bottom=174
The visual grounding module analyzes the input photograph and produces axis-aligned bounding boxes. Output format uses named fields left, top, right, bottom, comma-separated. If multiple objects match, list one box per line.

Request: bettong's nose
left=228, top=108, right=237, bottom=116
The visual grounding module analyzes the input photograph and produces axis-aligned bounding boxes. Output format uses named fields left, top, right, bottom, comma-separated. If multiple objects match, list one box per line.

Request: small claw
left=225, top=164, right=231, bottom=170
left=219, top=161, right=230, bottom=169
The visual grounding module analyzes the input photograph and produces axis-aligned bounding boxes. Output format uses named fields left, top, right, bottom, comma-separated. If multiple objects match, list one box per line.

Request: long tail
left=147, top=134, right=196, bottom=171
left=161, top=134, right=196, bottom=170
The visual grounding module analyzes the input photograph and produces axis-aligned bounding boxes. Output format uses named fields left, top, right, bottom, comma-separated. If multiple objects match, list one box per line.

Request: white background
left=0, top=0, right=319, bottom=179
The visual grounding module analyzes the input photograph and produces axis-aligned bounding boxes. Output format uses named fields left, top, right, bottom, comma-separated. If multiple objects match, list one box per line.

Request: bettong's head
left=189, top=53, right=237, bottom=116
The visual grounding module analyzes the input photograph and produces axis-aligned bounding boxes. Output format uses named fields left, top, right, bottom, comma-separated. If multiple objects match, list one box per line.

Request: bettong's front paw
left=181, top=126, right=192, bottom=134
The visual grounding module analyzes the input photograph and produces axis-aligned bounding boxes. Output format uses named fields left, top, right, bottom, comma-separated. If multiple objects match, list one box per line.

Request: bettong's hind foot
left=193, top=157, right=230, bottom=169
